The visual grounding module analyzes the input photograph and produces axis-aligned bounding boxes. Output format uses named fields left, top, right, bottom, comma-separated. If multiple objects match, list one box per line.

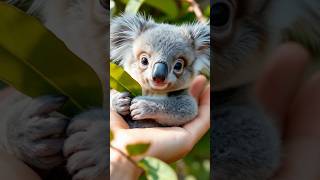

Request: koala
left=110, top=14, right=210, bottom=128
left=212, top=0, right=320, bottom=179
left=0, top=0, right=108, bottom=179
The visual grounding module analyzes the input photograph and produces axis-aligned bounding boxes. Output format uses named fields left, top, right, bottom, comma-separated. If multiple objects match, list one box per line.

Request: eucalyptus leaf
left=0, top=3, right=103, bottom=116
left=126, top=143, right=150, bottom=156
left=110, top=63, right=142, bottom=96
left=138, top=156, right=178, bottom=180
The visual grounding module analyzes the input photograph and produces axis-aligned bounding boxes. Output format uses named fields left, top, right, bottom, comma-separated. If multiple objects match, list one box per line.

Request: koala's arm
left=130, top=94, right=198, bottom=126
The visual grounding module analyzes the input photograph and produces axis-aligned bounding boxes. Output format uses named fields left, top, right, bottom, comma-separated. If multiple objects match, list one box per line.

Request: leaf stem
left=183, top=0, right=207, bottom=23
left=110, top=145, right=139, bottom=168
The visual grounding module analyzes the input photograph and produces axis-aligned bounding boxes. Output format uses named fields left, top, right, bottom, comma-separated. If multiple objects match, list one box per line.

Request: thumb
left=189, top=75, right=208, bottom=102
left=110, top=110, right=129, bottom=130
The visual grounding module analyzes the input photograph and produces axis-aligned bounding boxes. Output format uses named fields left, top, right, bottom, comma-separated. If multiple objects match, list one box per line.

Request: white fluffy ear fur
left=110, top=14, right=156, bottom=65
left=186, top=23, right=210, bottom=77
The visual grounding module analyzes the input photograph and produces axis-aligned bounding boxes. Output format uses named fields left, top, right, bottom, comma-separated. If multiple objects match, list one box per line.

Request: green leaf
left=138, top=156, right=178, bottom=180
left=144, top=0, right=178, bottom=18
left=110, top=63, right=142, bottom=97
left=125, top=0, right=145, bottom=14
left=139, top=175, right=148, bottom=180
left=126, top=143, right=150, bottom=156
left=110, top=130, right=114, bottom=142
left=0, top=3, right=103, bottom=116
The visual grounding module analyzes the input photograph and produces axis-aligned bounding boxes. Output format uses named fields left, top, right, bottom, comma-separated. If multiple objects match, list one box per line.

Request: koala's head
left=111, top=14, right=209, bottom=93
left=212, top=0, right=270, bottom=90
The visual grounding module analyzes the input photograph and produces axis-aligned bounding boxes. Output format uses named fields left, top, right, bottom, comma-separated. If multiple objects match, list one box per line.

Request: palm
left=111, top=75, right=210, bottom=163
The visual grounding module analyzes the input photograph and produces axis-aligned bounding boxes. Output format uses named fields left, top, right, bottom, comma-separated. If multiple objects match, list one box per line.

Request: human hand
left=255, top=42, right=320, bottom=179
left=110, top=75, right=210, bottom=163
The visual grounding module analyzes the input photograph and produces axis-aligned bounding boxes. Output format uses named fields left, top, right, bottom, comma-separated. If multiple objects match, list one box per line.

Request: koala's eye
left=212, top=1, right=233, bottom=28
left=173, top=59, right=184, bottom=74
left=141, top=57, right=149, bottom=65
left=139, top=53, right=149, bottom=69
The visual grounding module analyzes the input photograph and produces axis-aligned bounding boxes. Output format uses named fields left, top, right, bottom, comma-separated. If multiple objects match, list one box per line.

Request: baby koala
left=110, top=14, right=209, bottom=128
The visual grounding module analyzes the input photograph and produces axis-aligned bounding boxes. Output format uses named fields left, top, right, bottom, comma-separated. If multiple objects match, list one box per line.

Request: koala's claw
left=7, top=95, right=68, bottom=169
left=130, top=97, right=157, bottom=120
left=118, top=92, right=130, bottom=99
left=29, top=95, right=67, bottom=117
left=64, top=109, right=107, bottom=180
left=67, top=149, right=105, bottom=180
left=112, top=92, right=131, bottom=116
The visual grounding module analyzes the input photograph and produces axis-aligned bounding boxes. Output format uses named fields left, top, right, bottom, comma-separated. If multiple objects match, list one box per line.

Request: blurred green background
left=111, top=0, right=210, bottom=23
left=111, top=0, right=211, bottom=179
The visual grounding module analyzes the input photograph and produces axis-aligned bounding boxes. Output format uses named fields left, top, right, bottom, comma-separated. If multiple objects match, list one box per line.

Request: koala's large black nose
left=152, top=62, right=168, bottom=83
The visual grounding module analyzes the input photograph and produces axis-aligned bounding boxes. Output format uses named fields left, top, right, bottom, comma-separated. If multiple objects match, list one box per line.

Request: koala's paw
left=64, top=109, right=107, bottom=180
left=112, top=92, right=131, bottom=116
left=7, top=95, right=68, bottom=169
left=130, top=97, right=158, bottom=120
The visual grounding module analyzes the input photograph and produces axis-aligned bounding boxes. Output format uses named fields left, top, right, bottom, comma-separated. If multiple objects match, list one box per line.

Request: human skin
left=110, top=75, right=210, bottom=179
left=0, top=150, right=41, bottom=180
left=256, top=42, right=320, bottom=180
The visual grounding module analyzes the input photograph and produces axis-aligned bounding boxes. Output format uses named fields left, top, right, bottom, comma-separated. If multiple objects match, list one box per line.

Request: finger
left=273, top=72, right=320, bottom=179
left=72, top=166, right=100, bottom=180
left=64, top=132, right=87, bottom=157
left=28, top=96, right=68, bottom=117
left=118, top=92, right=131, bottom=98
left=117, top=106, right=129, bottom=111
left=117, top=99, right=130, bottom=106
left=29, top=117, right=68, bottom=139
left=111, top=127, right=189, bottom=163
left=67, top=118, right=91, bottom=136
left=189, top=75, right=208, bottom=102
left=184, top=85, right=210, bottom=144
left=32, top=139, right=64, bottom=157
left=67, top=109, right=107, bottom=135
left=110, top=111, right=129, bottom=130
left=286, top=72, right=320, bottom=139
left=255, top=42, right=310, bottom=123
left=67, top=150, right=95, bottom=175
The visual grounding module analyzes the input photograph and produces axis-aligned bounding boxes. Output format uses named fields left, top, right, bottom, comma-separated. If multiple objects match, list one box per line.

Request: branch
left=183, top=0, right=207, bottom=23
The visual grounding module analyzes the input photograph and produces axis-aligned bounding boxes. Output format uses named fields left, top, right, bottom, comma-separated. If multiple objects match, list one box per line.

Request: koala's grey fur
left=110, top=14, right=210, bottom=128
left=0, top=0, right=108, bottom=179
left=212, top=0, right=320, bottom=179
left=212, top=86, right=280, bottom=180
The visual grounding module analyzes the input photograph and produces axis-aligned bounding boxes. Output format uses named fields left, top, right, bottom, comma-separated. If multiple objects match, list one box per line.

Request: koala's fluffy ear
left=110, top=14, right=155, bottom=64
left=187, top=23, right=210, bottom=78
